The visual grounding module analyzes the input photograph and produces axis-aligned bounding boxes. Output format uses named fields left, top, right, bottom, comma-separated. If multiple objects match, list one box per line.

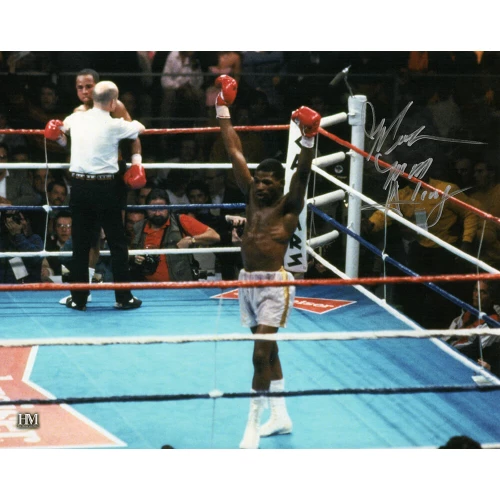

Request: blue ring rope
left=308, top=204, right=500, bottom=328
left=1, top=384, right=499, bottom=407
left=0, top=203, right=247, bottom=212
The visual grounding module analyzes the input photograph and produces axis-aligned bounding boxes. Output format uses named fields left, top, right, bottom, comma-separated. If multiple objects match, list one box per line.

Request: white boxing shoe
left=239, top=392, right=264, bottom=449
left=259, top=414, right=293, bottom=437
left=259, top=379, right=292, bottom=437
left=59, top=294, right=92, bottom=305
left=239, top=423, right=260, bottom=449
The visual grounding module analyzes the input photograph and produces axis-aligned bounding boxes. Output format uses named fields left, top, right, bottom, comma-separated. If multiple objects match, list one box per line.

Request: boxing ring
left=1, top=96, right=500, bottom=451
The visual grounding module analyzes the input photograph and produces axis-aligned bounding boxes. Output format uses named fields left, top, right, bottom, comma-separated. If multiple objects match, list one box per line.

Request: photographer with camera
left=130, top=188, right=220, bottom=282
left=41, top=210, right=73, bottom=282
left=0, top=210, right=43, bottom=283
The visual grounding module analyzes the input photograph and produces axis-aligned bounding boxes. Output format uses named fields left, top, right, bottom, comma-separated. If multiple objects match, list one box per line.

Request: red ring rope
left=318, top=127, right=500, bottom=227
left=1, top=272, right=499, bottom=292
left=142, top=125, right=290, bottom=135
left=0, top=125, right=290, bottom=136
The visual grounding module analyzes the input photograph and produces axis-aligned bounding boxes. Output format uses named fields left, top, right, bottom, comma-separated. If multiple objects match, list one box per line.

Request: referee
left=44, top=81, right=146, bottom=311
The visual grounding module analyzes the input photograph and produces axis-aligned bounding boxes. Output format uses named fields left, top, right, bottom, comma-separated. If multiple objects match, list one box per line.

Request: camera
left=190, top=257, right=208, bottom=281
left=192, top=266, right=208, bottom=281
left=140, top=254, right=160, bottom=275
left=227, top=217, right=245, bottom=238
left=236, top=224, right=245, bottom=238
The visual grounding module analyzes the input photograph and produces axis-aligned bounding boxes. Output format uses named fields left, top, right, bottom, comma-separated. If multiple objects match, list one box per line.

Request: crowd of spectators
left=2, top=51, right=500, bottom=365
left=3, top=51, right=500, bottom=161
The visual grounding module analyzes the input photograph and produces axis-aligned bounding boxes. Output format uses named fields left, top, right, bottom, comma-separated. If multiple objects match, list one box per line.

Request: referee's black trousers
left=69, top=177, right=133, bottom=306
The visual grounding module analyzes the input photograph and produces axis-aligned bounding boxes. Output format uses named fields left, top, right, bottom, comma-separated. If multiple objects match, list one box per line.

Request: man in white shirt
left=58, top=68, right=144, bottom=306
left=44, top=81, right=146, bottom=311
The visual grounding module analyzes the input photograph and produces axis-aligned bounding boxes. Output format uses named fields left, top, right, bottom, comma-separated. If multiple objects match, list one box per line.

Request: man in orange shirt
left=130, top=188, right=220, bottom=281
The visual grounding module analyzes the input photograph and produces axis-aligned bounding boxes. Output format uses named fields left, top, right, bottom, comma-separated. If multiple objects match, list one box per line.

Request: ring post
left=345, top=95, right=367, bottom=278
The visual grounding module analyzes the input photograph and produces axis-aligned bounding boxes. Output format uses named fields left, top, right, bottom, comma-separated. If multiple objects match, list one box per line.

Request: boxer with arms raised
left=214, top=74, right=320, bottom=449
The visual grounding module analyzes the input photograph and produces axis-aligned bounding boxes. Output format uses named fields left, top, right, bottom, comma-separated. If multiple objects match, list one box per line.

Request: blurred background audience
left=2, top=50, right=500, bottom=329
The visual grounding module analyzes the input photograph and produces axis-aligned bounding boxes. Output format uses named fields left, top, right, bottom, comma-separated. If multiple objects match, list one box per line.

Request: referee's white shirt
left=62, top=108, right=143, bottom=174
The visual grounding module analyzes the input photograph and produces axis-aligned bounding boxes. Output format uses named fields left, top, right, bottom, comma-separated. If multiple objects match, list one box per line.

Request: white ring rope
left=0, top=183, right=347, bottom=257
left=0, top=162, right=260, bottom=170
left=319, top=111, right=348, bottom=128
left=0, top=247, right=241, bottom=258
left=307, top=230, right=340, bottom=248
left=1, top=329, right=499, bottom=348
left=311, top=165, right=500, bottom=275
left=312, top=152, right=345, bottom=169
left=307, top=189, right=345, bottom=206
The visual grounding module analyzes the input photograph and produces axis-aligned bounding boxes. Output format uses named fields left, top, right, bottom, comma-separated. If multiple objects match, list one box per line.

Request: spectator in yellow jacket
left=364, top=167, right=479, bottom=328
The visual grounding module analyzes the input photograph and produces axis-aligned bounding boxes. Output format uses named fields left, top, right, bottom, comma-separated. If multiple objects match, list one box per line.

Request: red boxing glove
left=215, top=75, right=238, bottom=106
left=124, top=164, right=146, bottom=190
left=44, top=119, right=64, bottom=141
left=291, top=106, right=321, bottom=137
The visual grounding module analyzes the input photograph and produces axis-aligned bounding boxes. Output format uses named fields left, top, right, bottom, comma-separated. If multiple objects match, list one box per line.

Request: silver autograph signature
left=364, top=101, right=484, bottom=228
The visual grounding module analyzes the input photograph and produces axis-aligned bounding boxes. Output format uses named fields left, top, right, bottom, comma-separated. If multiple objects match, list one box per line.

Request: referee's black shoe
left=65, top=297, right=87, bottom=311
left=114, top=297, right=142, bottom=310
